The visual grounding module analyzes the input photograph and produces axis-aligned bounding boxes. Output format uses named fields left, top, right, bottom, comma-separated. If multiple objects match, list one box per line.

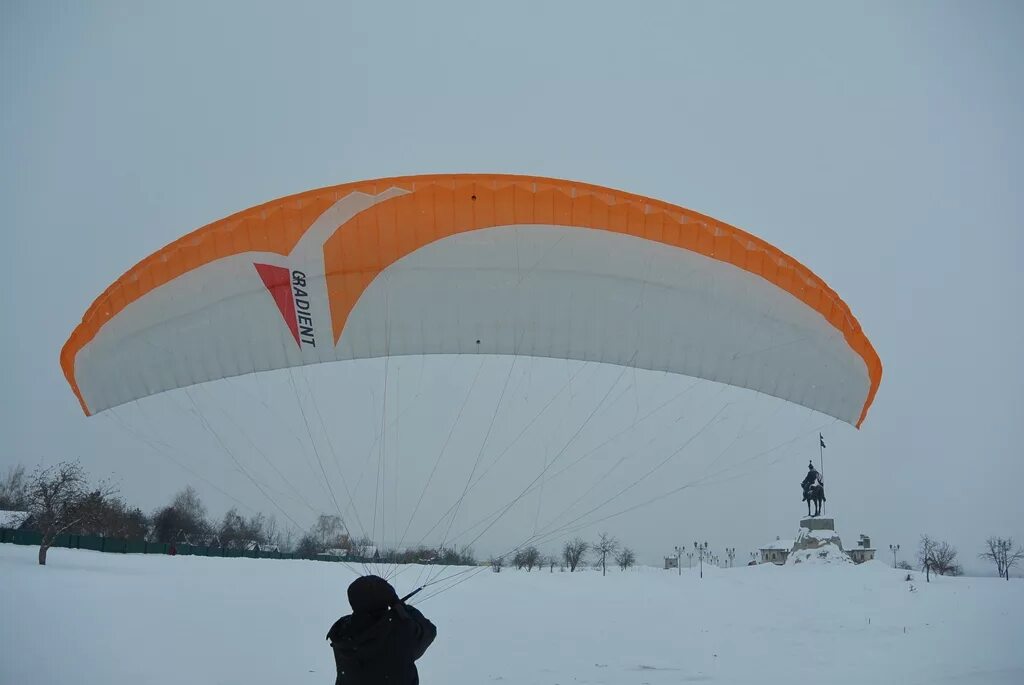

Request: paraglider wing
left=61, top=174, right=881, bottom=426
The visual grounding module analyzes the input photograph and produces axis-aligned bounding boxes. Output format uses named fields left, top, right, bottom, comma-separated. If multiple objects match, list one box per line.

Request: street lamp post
left=686, top=552, right=694, bottom=568
left=674, top=545, right=683, bottom=576
left=890, top=543, right=900, bottom=567
left=694, top=541, right=708, bottom=578
left=726, top=547, right=736, bottom=568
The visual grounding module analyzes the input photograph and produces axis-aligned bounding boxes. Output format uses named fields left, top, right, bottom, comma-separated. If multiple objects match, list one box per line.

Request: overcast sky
left=2, top=1, right=1022, bottom=575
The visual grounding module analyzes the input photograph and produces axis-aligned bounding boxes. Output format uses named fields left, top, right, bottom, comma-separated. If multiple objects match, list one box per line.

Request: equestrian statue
left=801, top=461, right=826, bottom=517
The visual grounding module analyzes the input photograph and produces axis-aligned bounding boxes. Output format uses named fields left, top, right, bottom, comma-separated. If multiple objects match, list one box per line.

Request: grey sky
left=2, top=1, right=1022, bottom=574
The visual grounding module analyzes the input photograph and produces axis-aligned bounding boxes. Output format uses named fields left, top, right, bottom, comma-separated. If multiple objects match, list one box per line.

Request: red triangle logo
left=254, top=263, right=300, bottom=346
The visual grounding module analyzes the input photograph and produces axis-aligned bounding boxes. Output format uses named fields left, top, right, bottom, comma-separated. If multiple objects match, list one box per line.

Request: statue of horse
left=802, top=479, right=826, bottom=517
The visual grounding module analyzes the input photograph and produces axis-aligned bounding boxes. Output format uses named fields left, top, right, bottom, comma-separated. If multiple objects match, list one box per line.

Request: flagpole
left=819, top=433, right=825, bottom=516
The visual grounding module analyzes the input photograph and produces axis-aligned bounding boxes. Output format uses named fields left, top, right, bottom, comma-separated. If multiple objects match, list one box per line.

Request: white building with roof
left=0, top=510, right=30, bottom=529
left=758, top=536, right=794, bottom=565
left=846, top=534, right=876, bottom=564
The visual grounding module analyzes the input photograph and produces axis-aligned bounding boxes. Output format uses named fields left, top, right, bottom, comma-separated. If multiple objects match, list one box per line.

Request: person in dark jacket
left=327, top=575, right=437, bottom=685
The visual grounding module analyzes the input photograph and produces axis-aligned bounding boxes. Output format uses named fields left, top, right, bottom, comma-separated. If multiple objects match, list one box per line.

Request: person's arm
left=400, top=604, right=437, bottom=661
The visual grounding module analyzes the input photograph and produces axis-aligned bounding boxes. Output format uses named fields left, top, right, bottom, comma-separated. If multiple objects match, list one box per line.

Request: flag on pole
left=819, top=433, right=826, bottom=449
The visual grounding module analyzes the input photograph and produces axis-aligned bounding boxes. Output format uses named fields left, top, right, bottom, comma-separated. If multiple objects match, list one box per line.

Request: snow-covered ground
left=2, top=544, right=1022, bottom=685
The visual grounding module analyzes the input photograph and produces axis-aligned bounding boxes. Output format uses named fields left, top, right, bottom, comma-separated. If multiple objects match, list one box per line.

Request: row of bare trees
left=150, top=486, right=288, bottom=551
left=2, top=463, right=291, bottom=564
left=289, top=514, right=476, bottom=564
left=915, top=534, right=1023, bottom=581
left=569, top=533, right=636, bottom=574
left=490, top=533, right=636, bottom=574
left=2, top=463, right=477, bottom=566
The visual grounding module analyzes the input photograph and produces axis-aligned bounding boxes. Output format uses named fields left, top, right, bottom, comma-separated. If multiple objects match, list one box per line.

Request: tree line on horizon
left=491, top=532, right=637, bottom=574
left=0, top=461, right=473, bottom=566
left=1, top=461, right=1021, bottom=578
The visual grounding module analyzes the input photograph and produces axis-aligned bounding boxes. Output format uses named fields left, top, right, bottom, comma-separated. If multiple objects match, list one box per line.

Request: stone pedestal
left=788, top=516, right=852, bottom=565
left=799, top=517, right=835, bottom=531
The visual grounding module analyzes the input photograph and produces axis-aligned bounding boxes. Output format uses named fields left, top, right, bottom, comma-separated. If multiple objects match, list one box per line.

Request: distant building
left=846, top=534, right=876, bottom=564
left=664, top=555, right=679, bottom=570
left=244, top=540, right=280, bottom=553
left=0, top=510, right=30, bottom=530
left=758, top=537, right=793, bottom=565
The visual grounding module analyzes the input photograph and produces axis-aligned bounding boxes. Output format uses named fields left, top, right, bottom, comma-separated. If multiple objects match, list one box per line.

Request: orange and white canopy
left=61, top=174, right=881, bottom=426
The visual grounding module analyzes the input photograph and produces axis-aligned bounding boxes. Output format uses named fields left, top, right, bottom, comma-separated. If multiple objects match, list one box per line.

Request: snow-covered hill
left=2, top=544, right=1022, bottom=684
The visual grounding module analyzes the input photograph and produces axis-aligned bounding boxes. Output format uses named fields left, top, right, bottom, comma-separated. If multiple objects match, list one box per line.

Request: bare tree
left=918, top=535, right=960, bottom=580
left=217, top=508, right=269, bottom=550
left=172, top=486, right=208, bottom=524
left=289, top=514, right=358, bottom=556
left=26, top=462, right=115, bottom=565
left=512, top=546, right=540, bottom=570
left=152, top=486, right=212, bottom=544
left=278, top=524, right=297, bottom=553
left=980, top=537, right=1024, bottom=580
left=350, top=535, right=375, bottom=559
left=311, top=514, right=350, bottom=552
left=932, top=541, right=960, bottom=576
left=593, top=532, right=619, bottom=576
left=435, top=545, right=475, bottom=566
left=615, top=547, right=636, bottom=571
left=562, top=537, right=589, bottom=572
left=76, top=493, right=148, bottom=539
left=918, top=535, right=936, bottom=581
left=522, top=546, right=540, bottom=571
left=261, top=515, right=284, bottom=551
left=294, top=533, right=320, bottom=557
left=895, top=560, right=913, bottom=571
left=0, top=464, right=29, bottom=510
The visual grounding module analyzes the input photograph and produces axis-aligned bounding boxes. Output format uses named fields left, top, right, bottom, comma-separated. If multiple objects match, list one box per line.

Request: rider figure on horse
left=801, top=461, right=825, bottom=516
left=801, top=461, right=819, bottom=497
